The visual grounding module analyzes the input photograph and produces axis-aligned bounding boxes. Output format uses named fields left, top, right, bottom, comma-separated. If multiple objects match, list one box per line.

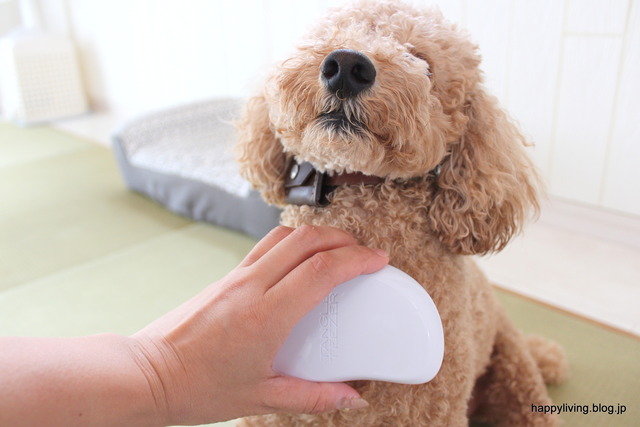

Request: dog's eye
left=407, top=52, right=433, bottom=77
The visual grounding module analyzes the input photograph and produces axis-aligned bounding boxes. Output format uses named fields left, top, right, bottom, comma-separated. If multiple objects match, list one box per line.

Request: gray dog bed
left=112, top=98, right=281, bottom=239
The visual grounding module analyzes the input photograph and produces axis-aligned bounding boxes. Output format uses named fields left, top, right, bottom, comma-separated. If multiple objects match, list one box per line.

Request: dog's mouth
left=317, top=109, right=366, bottom=134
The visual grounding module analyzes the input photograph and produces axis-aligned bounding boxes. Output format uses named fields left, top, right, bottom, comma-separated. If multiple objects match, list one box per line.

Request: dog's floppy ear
left=428, top=87, right=541, bottom=255
left=235, top=93, right=287, bottom=206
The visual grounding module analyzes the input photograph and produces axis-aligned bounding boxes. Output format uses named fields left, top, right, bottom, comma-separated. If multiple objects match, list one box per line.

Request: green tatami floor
left=1, top=122, right=638, bottom=426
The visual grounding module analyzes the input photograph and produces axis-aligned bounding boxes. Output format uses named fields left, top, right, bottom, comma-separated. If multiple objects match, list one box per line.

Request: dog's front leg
left=470, top=310, right=560, bottom=427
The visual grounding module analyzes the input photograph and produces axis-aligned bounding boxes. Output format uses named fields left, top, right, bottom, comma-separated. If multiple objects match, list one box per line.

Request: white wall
left=0, top=1, right=21, bottom=36
left=29, top=0, right=640, bottom=216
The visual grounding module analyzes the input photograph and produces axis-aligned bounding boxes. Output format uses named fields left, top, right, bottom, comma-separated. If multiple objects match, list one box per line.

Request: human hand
left=130, top=225, right=389, bottom=425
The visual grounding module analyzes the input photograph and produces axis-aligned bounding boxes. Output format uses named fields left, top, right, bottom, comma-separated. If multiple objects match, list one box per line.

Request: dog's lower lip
left=319, top=111, right=349, bottom=123
left=318, top=110, right=365, bottom=133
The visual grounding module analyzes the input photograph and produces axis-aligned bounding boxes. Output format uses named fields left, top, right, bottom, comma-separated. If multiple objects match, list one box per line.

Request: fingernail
left=372, top=248, right=388, bottom=258
left=337, top=397, right=369, bottom=411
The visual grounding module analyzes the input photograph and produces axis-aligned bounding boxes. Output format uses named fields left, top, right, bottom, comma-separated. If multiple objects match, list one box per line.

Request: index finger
left=239, top=226, right=294, bottom=267
left=248, top=225, right=360, bottom=293
left=264, top=244, right=388, bottom=329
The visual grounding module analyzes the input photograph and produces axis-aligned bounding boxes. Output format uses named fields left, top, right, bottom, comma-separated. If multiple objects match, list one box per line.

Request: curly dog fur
left=235, top=1, right=568, bottom=425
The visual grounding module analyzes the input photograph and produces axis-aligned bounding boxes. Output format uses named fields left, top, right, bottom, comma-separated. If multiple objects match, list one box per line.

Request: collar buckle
left=284, top=160, right=328, bottom=206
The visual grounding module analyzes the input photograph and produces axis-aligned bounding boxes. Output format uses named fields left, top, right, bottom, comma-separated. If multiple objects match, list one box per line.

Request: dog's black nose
left=321, top=49, right=376, bottom=98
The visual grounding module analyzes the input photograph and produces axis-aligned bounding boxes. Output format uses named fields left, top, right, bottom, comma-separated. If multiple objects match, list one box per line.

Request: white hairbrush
left=273, top=265, right=444, bottom=384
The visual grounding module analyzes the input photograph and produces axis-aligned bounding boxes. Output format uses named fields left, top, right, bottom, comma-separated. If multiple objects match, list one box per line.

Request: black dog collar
left=283, top=158, right=444, bottom=207
left=284, top=159, right=385, bottom=206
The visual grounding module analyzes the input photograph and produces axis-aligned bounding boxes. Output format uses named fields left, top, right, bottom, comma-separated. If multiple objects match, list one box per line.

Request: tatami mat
left=0, top=223, right=255, bottom=337
left=1, top=123, right=638, bottom=426
left=0, top=123, right=89, bottom=168
left=497, top=291, right=639, bottom=426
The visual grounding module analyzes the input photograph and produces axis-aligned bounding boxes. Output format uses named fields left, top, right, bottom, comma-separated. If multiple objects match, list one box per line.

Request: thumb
left=261, top=376, right=369, bottom=414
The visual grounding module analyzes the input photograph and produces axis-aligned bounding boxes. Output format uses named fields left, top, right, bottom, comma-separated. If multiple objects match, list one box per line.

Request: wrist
left=128, top=333, right=185, bottom=426
left=99, top=333, right=168, bottom=427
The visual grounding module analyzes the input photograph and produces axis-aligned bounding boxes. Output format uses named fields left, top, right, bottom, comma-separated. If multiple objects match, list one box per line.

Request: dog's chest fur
left=248, top=183, right=501, bottom=426
left=281, top=181, right=454, bottom=296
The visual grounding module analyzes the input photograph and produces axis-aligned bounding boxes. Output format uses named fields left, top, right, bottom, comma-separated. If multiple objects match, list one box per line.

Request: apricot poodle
left=235, top=1, right=568, bottom=425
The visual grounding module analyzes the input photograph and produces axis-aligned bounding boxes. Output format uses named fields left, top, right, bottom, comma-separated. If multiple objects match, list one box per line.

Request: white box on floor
left=0, top=30, right=88, bottom=125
